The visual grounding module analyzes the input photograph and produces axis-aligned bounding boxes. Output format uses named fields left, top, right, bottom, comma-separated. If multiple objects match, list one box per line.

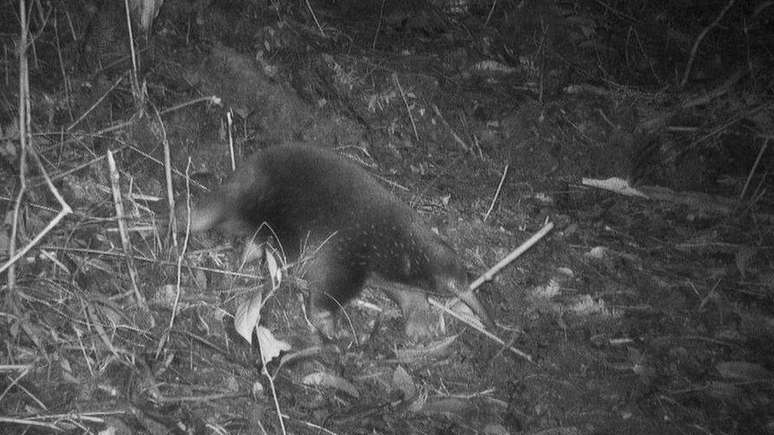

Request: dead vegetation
left=1, top=0, right=773, bottom=433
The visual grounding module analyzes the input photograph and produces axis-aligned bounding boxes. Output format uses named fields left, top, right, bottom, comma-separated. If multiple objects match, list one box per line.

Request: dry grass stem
left=304, top=0, right=325, bottom=37
left=740, top=138, right=769, bottom=200
left=106, top=150, right=148, bottom=312
left=432, top=104, right=470, bottom=153
left=393, top=73, right=419, bottom=141
left=680, top=0, right=736, bottom=88
left=227, top=109, right=236, bottom=171
left=157, top=107, right=177, bottom=249
left=484, top=163, right=509, bottom=222
left=67, top=74, right=125, bottom=131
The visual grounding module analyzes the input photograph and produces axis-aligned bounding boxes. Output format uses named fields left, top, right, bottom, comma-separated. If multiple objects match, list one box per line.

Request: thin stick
left=304, top=0, right=325, bottom=37
left=157, top=108, right=177, bottom=248
left=432, top=104, right=470, bottom=153
left=0, top=418, right=59, bottom=430
left=470, top=220, right=554, bottom=291
left=106, top=150, right=148, bottom=310
left=280, top=413, right=339, bottom=435
left=227, top=109, right=235, bottom=171
left=7, top=0, right=30, bottom=290
left=263, top=346, right=288, bottom=434
left=484, top=163, right=508, bottom=222
left=173, top=159, right=193, bottom=326
left=37, top=96, right=221, bottom=153
left=160, top=95, right=221, bottom=116
left=428, top=297, right=533, bottom=362
left=429, top=221, right=555, bottom=363
left=128, top=145, right=208, bottom=191
left=4, top=44, right=9, bottom=88
left=371, top=0, right=386, bottom=50
left=740, top=138, right=768, bottom=200
left=0, top=365, right=34, bottom=406
left=2, top=6, right=73, bottom=279
left=40, top=245, right=263, bottom=280
left=67, top=74, right=125, bottom=131
left=680, top=0, right=736, bottom=88
left=33, top=144, right=129, bottom=187
left=53, top=13, right=71, bottom=116
left=0, top=148, right=73, bottom=276
left=393, top=73, right=419, bottom=141
left=484, top=0, right=497, bottom=27
left=123, top=0, right=141, bottom=102
left=157, top=159, right=193, bottom=357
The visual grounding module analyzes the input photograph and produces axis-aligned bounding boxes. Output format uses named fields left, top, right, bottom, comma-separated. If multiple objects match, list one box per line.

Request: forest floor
left=1, top=1, right=773, bottom=434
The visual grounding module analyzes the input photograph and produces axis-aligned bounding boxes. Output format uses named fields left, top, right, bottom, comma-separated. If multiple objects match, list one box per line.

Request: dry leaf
left=302, top=372, right=359, bottom=398
left=255, top=326, right=291, bottom=365
left=151, top=284, right=178, bottom=307
left=449, top=299, right=484, bottom=329
left=395, top=335, right=457, bottom=363
left=128, top=0, right=164, bottom=33
left=234, top=291, right=266, bottom=344
left=265, top=248, right=282, bottom=289
left=391, top=365, right=416, bottom=399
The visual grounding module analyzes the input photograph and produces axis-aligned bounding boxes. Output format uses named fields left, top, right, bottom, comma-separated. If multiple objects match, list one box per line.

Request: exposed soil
left=1, top=1, right=773, bottom=434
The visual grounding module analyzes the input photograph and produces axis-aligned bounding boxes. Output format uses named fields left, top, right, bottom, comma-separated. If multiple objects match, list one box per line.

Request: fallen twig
left=428, top=297, right=533, bottom=362
left=432, top=104, right=470, bottom=153
left=393, top=73, right=419, bottom=141
left=470, top=220, right=555, bottom=291
left=740, top=138, right=769, bottom=200
left=156, top=159, right=194, bottom=357
left=40, top=245, right=264, bottom=280
left=304, top=0, right=325, bottom=37
left=484, top=163, right=508, bottom=222
left=371, top=0, right=386, bottom=49
left=680, top=0, right=736, bottom=87
left=156, top=107, right=176, bottom=249
left=0, top=147, right=73, bottom=277
left=428, top=221, right=555, bottom=363
left=123, top=0, right=141, bottom=105
left=67, top=74, right=125, bottom=131
left=106, top=150, right=148, bottom=312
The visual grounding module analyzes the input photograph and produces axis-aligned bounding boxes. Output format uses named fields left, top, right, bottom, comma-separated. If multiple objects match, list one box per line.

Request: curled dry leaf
left=241, top=240, right=265, bottom=264
left=302, top=372, right=360, bottom=398
left=234, top=291, right=266, bottom=344
left=255, top=326, right=291, bottom=365
left=265, top=248, right=282, bottom=289
left=449, top=299, right=484, bottom=329
left=395, top=335, right=457, bottom=364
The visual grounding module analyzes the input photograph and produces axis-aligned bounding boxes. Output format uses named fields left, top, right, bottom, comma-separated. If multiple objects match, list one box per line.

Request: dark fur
left=181, top=144, right=491, bottom=335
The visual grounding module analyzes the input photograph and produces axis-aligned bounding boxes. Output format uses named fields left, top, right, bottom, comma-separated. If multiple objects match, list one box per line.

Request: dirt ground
left=1, top=0, right=773, bottom=434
